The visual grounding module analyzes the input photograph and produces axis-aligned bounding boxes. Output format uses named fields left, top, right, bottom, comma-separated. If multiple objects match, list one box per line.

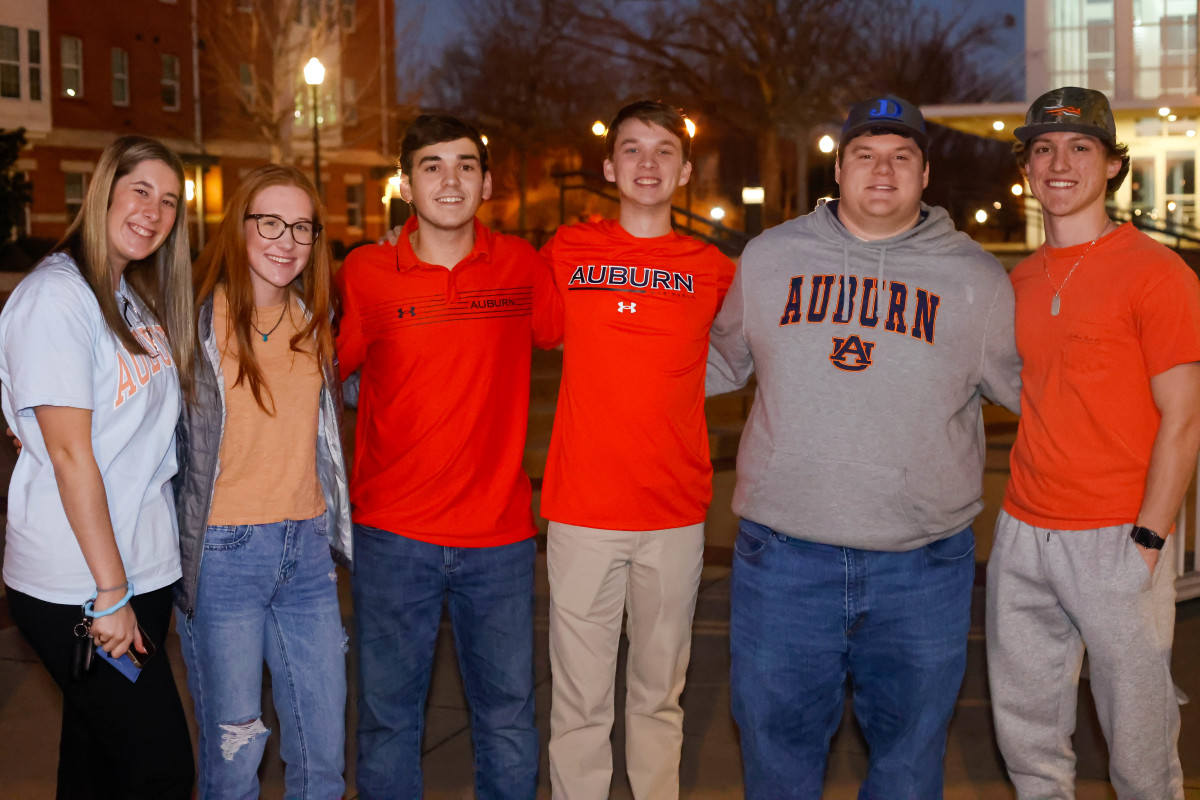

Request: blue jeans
left=178, top=514, right=347, bottom=800
left=352, top=524, right=538, bottom=800
left=730, top=519, right=975, bottom=800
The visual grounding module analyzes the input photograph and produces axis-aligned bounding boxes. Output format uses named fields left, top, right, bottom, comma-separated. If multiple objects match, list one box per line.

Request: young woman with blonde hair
left=0, top=134, right=196, bottom=798
left=173, top=163, right=351, bottom=798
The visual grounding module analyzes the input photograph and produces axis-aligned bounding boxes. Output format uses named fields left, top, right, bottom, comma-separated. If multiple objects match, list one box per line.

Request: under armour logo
left=397, top=306, right=416, bottom=319
left=829, top=335, right=876, bottom=372
left=618, top=302, right=637, bottom=313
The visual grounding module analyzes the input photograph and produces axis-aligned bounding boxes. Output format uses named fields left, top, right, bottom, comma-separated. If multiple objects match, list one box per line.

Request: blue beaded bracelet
left=83, top=582, right=134, bottom=618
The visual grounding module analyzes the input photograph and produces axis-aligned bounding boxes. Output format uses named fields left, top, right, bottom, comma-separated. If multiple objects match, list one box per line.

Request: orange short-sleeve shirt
left=539, top=219, right=735, bottom=530
left=1004, top=223, right=1200, bottom=529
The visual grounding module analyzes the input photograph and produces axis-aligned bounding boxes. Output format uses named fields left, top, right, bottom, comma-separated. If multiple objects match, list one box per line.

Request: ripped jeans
left=178, top=514, right=347, bottom=800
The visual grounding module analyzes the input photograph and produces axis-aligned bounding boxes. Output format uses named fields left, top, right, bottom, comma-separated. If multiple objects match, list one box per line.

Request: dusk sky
left=408, top=0, right=1027, bottom=96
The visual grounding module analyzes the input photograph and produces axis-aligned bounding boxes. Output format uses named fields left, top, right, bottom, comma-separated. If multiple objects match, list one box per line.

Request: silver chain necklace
left=1042, top=236, right=1100, bottom=316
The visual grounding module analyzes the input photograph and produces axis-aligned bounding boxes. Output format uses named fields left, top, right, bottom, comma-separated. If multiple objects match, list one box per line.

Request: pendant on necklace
left=1051, top=295, right=1061, bottom=316
left=260, top=333, right=269, bottom=342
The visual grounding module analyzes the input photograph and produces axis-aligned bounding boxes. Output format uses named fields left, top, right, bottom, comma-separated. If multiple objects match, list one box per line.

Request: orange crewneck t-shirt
left=1004, top=222, right=1200, bottom=529
left=540, top=219, right=735, bottom=530
left=335, top=217, right=562, bottom=546
left=208, top=288, right=326, bottom=525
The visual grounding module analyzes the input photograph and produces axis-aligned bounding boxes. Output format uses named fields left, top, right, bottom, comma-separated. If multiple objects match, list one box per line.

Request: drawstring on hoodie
left=836, top=243, right=888, bottom=320
left=874, top=247, right=886, bottom=320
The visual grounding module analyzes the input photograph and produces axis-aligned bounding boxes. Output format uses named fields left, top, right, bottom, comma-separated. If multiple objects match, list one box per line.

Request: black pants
left=7, top=584, right=195, bottom=799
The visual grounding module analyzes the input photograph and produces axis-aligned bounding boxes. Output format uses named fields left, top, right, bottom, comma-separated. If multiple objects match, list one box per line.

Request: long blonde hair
left=193, top=164, right=335, bottom=413
left=55, top=135, right=195, bottom=396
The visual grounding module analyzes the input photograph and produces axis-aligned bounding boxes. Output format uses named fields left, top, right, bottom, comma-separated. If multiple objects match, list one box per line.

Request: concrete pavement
left=1, top=350, right=1199, bottom=797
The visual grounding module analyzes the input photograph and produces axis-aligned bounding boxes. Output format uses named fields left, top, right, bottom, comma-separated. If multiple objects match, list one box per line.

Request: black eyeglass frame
left=244, top=213, right=323, bottom=245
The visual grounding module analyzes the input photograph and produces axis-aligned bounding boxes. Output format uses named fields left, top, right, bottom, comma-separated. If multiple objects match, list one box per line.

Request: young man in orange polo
left=539, top=100, right=735, bottom=799
left=989, top=86, right=1200, bottom=799
left=335, top=115, right=561, bottom=800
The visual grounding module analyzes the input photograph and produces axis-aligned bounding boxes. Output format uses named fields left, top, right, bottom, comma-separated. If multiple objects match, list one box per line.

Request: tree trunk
left=759, top=126, right=783, bottom=229
left=518, top=148, right=528, bottom=237
left=793, top=125, right=810, bottom=218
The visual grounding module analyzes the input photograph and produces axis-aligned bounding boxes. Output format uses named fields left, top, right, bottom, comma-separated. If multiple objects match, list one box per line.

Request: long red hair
left=194, top=164, right=335, bottom=413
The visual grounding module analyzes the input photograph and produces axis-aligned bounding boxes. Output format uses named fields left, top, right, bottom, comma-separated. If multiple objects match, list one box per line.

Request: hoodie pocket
left=747, top=453, right=921, bottom=540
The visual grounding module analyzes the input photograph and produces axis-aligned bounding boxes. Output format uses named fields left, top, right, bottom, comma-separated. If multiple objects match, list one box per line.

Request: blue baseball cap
left=839, top=94, right=928, bottom=153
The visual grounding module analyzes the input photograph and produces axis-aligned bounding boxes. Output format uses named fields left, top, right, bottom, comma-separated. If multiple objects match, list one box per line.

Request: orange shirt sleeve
left=715, top=253, right=737, bottom=312
left=1134, top=263, right=1200, bottom=377
left=531, top=248, right=564, bottom=349
left=334, top=255, right=367, bottom=380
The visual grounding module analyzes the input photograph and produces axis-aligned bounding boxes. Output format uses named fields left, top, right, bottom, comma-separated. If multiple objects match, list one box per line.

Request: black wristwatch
left=1130, top=525, right=1166, bottom=551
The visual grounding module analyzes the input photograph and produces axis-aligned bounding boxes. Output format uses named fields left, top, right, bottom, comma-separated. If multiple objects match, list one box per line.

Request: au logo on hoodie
left=829, top=335, right=876, bottom=371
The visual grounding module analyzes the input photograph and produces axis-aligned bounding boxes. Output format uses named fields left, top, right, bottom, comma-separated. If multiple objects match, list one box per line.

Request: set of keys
left=70, top=615, right=94, bottom=681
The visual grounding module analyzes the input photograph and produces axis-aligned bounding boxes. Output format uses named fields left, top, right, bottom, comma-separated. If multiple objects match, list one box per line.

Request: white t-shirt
left=0, top=253, right=182, bottom=604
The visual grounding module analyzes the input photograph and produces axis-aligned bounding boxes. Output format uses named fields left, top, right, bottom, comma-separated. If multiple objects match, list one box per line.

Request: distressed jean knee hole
left=218, top=717, right=270, bottom=760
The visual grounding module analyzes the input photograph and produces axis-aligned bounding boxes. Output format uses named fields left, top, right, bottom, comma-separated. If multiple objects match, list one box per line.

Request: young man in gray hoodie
left=707, top=94, right=1021, bottom=799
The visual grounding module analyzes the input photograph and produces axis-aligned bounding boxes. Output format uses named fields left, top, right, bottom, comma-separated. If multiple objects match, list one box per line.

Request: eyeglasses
left=244, top=213, right=322, bottom=245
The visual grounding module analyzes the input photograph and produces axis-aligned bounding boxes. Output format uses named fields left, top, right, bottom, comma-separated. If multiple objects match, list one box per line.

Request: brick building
left=2, top=0, right=399, bottom=254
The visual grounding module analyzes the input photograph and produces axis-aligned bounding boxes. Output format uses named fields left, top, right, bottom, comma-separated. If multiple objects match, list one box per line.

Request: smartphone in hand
left=94, top=623, right=155, bottom=682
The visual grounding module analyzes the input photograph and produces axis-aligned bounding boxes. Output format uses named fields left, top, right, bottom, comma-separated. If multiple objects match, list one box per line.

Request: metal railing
left=550, top=170, right=750, bottom=257
left=1106, top=204, right=1200, bottom=250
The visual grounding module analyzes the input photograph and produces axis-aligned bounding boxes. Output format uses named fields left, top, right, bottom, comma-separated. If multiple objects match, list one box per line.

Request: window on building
left=1045, top=0, right=1115, bottom=95
left=28, top=30, right=41, bottom=101
left=343, top=77, right=357, bottom=125
left=238, top=62, right=255, bottom=103
left=0, top=26, right=19, bottom=99
left=61, top=35, right=82, bottom=97
left=346, top=181, right=364, bottom=229
left=1133, top=0, right=1197, bottom=98
left=112, top=48, right=129, bottom=106
left=161, top=53, right=180, bottom=110
left=65, top=172, right=87, bottom=222
left=342, top=0, right=356, bottom=30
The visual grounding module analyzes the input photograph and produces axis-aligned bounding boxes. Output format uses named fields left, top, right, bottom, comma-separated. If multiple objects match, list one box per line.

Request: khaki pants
left=547, top=521, right=705, bottom=800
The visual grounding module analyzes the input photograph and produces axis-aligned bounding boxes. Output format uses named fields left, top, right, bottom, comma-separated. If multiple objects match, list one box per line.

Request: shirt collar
left=394, top=215, right=492, bottom=273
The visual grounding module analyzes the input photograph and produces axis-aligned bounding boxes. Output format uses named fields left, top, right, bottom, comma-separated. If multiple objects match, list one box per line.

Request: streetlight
left=683, top=118, right=697, bottom=228
left=742, top=186, right=764, bottom=236
left=303, top=57, right=325, bottom=196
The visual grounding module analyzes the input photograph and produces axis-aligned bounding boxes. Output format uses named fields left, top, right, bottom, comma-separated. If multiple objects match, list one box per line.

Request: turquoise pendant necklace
left=251, top=303, right=287, bottom=342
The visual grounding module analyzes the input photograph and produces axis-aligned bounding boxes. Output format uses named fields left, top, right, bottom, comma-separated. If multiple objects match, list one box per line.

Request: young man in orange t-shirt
left=336, top=115, right=561, bottom=800
left=988, top=87, right=1200, bottom=799
left=539, top=101, right=735, bottom=799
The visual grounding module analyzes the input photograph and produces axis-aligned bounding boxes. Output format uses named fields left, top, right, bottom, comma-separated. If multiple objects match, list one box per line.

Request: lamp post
left=742, top=186, right=765, bottom=236
left=303, top=57, right=325, bottom=196
left=684, top=118, right=696, bottom=230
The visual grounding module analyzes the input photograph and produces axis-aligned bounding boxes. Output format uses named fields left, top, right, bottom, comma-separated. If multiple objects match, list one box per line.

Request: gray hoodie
left=707, top=201, right=1020, bottom=551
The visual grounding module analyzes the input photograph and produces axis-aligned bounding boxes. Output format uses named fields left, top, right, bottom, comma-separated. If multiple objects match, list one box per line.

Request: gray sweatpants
left=985, top=510, right=1182, bottom=800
